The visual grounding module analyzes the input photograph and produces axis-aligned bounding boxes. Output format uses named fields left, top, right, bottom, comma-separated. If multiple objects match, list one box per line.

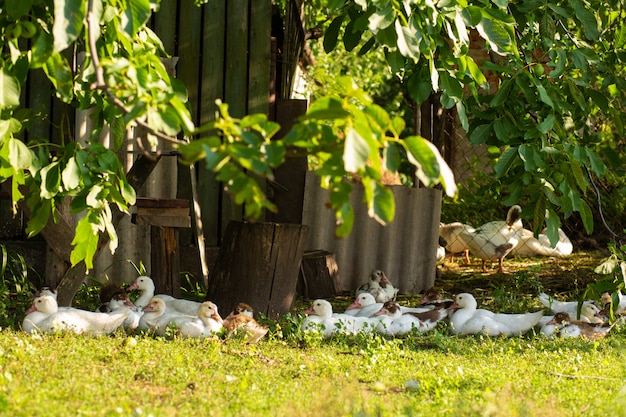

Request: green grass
left=2, top=251, right=626, bottom=416
left=1, top=328, right=626, bottom=416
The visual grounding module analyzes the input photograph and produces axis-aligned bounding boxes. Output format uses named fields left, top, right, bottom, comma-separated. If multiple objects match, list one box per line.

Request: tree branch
left=85, top=0, right=187, bottom=147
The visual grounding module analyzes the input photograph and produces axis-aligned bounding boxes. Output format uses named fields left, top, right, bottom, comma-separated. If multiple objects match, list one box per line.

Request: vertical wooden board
left=219, top=0, right=250, bottom=230
left=207, top=221, right=274, bottom=314
left=248, top=0, right=271, bottom=115
left=152, top=0, right=178, bottom=54
left=25, top=68, right=52, bottom=143
left=198, top=0, right=226, bottom=246
left=177, top=0, right=202, bottom=122
left=225, top=0, right=250, bottom=117
left=267, top=223, right=308, bottom=317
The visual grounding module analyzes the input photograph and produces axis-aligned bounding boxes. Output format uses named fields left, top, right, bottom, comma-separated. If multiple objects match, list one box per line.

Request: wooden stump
left=206, top=221, right=308, bottom=318
left=297, top=250, right=342, bottom=299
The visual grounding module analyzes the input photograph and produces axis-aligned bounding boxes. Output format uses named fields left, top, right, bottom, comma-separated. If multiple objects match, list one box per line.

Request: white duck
left=222, top=303, right=268, bottom=342
left=22, top=295, right=129, bottom=335
left=538, top=302, right=607, bottom=328
left=138, top=297, right=195, bottom=335
left=108, top=292, right=143, bottom=331
left=541, top=312, right=614, bottom=339
left=301, top=299, right=374, bottom=337
left=537, top=292, right=598, bottom=317
left=356, top=270, right=398, bottom=303
left=447, top=293, right=543, bottom=336
left=373, top=301, right=447, bottom=336
left=511, top=228, right=573, bottom=257
left=460, top=205, right=524, bottom=273
left=128, top=275, right=201, bottom=315
left=439, top=222, right=475, bottom=264
left=179, top=302, right=224, bottom=338
left=345, top=293, right=432, bottom=318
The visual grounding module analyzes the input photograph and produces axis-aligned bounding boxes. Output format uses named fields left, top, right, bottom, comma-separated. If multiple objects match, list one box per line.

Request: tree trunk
left=297, top=250, right=342, bottom=299
left=206, top=221, right=308, bottom=318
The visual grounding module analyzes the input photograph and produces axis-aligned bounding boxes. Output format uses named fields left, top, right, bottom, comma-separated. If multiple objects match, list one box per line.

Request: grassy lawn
left=1, top=252, right=626, bottom=416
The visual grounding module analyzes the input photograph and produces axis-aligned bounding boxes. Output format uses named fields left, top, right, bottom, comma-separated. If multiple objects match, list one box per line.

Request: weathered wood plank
left=197, top=0, right=226, bottom=246
left=207, top=221, right=308, bottom=318
left=298, top=250, right=341, bottom=299
left=248, top=0, right=271, bottom=115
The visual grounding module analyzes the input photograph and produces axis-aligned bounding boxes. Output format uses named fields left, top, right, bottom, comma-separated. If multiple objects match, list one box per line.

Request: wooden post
left=297, top=250, right=342, bottom=299
left=132, top=197, right=191, bottom=297
left=206, top=220, right=308, bottom=318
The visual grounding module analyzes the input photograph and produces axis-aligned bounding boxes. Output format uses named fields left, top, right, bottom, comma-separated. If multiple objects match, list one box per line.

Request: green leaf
left=384, top=143, right=402, bottom=172
left=494, top=146, right=518, bottom=177
left=40, top=161, right=61, bottom=199
left=8, top=138, right=32, bottom=170
left=343, top=21, right=363, bottom=52
left=469, top=124, right=492, bottom=145
left=579, top=199, right=594, bottom=235
left=25, top=198, right=52, bottom=237
left=324, top=15, right=344, bottom=53
left=53, top=0, right=86, bottom=52
left=369, top=182, right=395, bottom=224
left=303, top=97, right=350, bottom=120
left=86, top=184, right=105, bottom=209
left=538, top=114, right=555, bottom=133
left=476, top=13, right=514, bottom=55
left=395, top=20, right=421, bottom=60
left=489, top=78, right=513, bottom=107
left=61, top=157, right=81, bottom=190
left=570, top=0, right=599, bottom=40
left=368, top=4, right=394, bottom=31
left=0, top=70, right=21, bottom=110
left=44, top=53, right=74, bottom=102
left=586, top=149, right=605, bottom=176
left=71, top=213, right=100, bottom=269
left=343, top=128, right=370, bottom=173
left=121, top=0, right=152, bottom=38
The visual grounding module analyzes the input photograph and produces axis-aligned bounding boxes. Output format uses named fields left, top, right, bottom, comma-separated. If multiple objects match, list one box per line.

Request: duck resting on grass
left=447, top=293, right=543, bottom=337
left=459, top=205, right=524, bottom=273
left=128, top=275, right=202, bottom=315
left=222, top=303, right=268, bottom=342
left=23, top=295, right=129, bottom=335
left=356, top=270, right=398, bottom=303
left=301, top=299, right=377, bottom=338
left=511, top=227, right=573, bottom=257
left=373, top=301, right=448, bottom=336
left=540, top=312, right=614, bottom=339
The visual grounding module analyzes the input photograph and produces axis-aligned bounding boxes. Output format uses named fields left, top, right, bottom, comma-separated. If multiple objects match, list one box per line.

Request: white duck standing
left=128, top=275, right=201, bottom=315
left=460, top=205, right=524, bottom=273
left=179, top=301, right=224, bottom=338
left=541, top=312, right=614, bottom=339
left=512, top=228, right=573, bottom=257
left=138, top=297, right=195, bottom=336
left=22, top=295, right=129, bottom=335
left=447, top=293, right=543, bottom=336
left=356, top=270, right=398, bottom=303
left=439, top=222, right=475, bottom=264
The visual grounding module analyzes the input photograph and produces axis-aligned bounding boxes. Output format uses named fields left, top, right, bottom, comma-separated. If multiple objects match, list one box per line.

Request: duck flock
left=301, top=269, right=622, bottom=340
left=21, top=268, right=623, bottom=342
left=22, top=276, right=268, bottom=342
left=438, top=205, right=573, bottom=273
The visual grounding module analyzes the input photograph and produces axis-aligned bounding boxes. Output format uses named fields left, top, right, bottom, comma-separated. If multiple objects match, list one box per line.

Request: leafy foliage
left=321, top=0, right=626, bottom=247
left=0, top=0, right=454, bottom=271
